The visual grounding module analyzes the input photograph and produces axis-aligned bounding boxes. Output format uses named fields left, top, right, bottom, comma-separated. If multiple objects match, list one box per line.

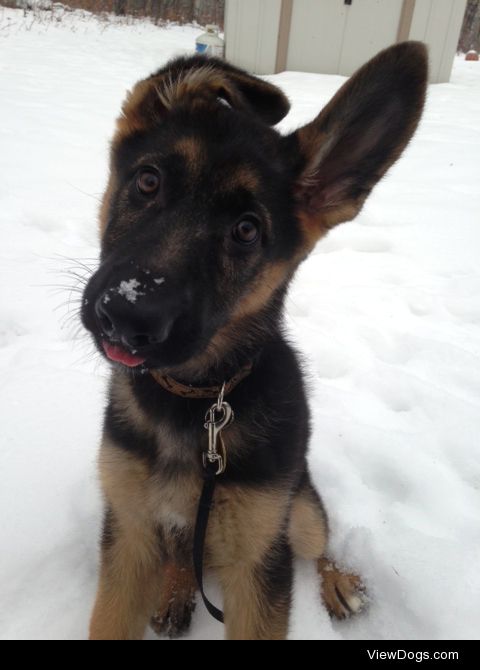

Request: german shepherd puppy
left=81, top=42, right=427, bottom=640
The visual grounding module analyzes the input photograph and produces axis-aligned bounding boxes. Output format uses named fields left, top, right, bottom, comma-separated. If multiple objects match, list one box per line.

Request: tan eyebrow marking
left=173, top=136, right=205, bottom=177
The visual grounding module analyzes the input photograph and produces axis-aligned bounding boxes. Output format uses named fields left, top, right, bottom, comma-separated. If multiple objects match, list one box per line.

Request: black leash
left=193, top=461, right=225, bottom=624
left=192, top=385, right=235, bottom=625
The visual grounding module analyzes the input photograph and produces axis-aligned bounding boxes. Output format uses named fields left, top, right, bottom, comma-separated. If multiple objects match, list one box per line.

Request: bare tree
left=113, top=0, right=127, bottom=15
left=0, top=0, right=225, bottom=26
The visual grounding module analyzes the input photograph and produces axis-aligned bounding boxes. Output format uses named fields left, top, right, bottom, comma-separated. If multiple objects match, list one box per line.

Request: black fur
left=258, top=532, right=294, bottom=611
left=114, top=336, right=309, bottom=486
left=100, top=507, right=117, bottom=552
left=105, top=401, right=158, bottom=467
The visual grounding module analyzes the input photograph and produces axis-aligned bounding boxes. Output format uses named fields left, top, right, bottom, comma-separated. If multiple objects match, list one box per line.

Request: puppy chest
left=148, top=473, right=201, bottom=532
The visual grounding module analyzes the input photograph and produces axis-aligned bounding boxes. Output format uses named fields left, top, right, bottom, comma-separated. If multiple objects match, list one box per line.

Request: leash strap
left=193, top=462, right=225, bottom=624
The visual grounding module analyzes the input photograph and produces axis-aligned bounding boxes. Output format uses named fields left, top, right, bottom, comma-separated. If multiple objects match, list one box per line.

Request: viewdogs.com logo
left=367, top=650, right=459, bottom=662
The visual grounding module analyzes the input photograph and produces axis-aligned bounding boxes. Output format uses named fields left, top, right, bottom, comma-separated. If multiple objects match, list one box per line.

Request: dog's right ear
left=286, top=42, right=428, bottom=250
left=116, top=56, right=290, bottom=140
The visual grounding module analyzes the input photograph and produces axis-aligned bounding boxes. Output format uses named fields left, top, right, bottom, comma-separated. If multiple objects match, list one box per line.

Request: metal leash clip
left=203, top=383, right=234, bottom=475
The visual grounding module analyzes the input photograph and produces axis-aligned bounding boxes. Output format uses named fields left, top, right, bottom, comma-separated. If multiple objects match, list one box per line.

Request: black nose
left=95, top=291, right=176, bottom=350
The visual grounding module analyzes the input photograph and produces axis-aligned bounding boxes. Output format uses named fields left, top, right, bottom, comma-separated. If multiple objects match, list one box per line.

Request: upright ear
left=288, top=41, right=428, bottom=247
left=116, top=56, right=290, bottom=140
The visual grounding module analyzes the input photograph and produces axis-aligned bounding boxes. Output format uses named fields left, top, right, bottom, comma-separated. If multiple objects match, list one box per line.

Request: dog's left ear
left=288, top=42, right=428, bottom=246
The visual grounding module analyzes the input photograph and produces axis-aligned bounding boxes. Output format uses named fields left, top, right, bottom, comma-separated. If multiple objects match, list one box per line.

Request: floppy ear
left=197, top=59, right=290, bottom=126
left=288, top=42, right=428, bottom=247
left=116, top=56, right=290, bottom=140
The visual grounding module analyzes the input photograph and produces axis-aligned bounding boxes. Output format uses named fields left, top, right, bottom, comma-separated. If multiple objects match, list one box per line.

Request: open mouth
left=102, top=341, right=147, bottom=368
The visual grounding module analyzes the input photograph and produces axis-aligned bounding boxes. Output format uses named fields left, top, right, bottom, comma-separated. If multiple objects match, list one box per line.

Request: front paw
left=151, top=564, right=197, bottom=639
left=151, top=592, right=196, bottom=638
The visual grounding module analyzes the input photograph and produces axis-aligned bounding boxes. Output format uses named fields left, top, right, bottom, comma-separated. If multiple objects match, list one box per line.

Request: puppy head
left=82, top=44, right=427, bottom=374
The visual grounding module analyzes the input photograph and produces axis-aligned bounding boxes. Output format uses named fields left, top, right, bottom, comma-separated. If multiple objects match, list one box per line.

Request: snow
left=117, top=278, right=145, bottom=304
left=1, top=8, right=479, bottom=640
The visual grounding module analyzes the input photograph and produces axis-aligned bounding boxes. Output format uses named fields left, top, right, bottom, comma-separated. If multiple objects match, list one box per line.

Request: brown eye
left=136, top=169, right=160, bottom=196
left=232, top=216, right=260, bottom=245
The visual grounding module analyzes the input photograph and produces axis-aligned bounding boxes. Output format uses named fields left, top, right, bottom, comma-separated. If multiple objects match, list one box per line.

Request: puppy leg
left=89, top=508, right=162, bottom=640
left=218, top=533, right=293, bottom=640
left=288, top=475, right=365, bottom=619
left=150, top=563, right=196, bottom=638
left=288, top=477, right=328, bottom=560
left=209, top=487, right=292, bottom=640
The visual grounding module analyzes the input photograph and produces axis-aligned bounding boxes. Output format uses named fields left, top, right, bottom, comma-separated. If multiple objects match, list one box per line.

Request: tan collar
left=150, top=362, right=253, bottom=399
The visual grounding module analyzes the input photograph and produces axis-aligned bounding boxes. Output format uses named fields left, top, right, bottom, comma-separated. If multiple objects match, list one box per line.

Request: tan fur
left=89, top=437, right=201, bottom=639
left=218, top=564, right=289, bottom=640
left=91, top=431, right=364, bottom=638
left=174, top=136, right=205, bottom=176
left=150, top=563, right=196, bottom=636
left=232, top=261, right=292, bottom=320
left=100, top=436, right=201, bottom=531
left=288, top=489, right=328, bottom=560
left=207, top=487, right=289, bottom=567
left=89, top=520, right=162, bottom=640
left=219, top=165, right=260, bottom=194
left=297, top=204, right=359, bottom=253
left=318, top=558, right=365, bottom=619
left=288, top=492, right=365, bottom=618
left=115, top=78, right=157, bottom=140
left=89, top=440, right=161, bottom=639
left=90, top=436, right=294, bottom=640
left=207, top=486, right=291, bottom=640
left=155, top=65, right=220, bottom=110
left=99, top=438, right=151, bottom=518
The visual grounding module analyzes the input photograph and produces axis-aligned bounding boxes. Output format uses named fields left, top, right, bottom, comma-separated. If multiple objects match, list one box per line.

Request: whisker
left=64, top=181, right=102, bottom=203
left=54, top=299, right=82, bottom=314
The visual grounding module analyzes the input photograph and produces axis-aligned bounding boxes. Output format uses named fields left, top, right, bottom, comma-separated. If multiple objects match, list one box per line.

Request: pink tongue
left=103, top=341, right=147, bottom=368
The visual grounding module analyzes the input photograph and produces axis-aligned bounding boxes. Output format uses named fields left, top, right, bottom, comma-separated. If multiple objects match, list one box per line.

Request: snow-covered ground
left=1, top=8, right=479, bottom=640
